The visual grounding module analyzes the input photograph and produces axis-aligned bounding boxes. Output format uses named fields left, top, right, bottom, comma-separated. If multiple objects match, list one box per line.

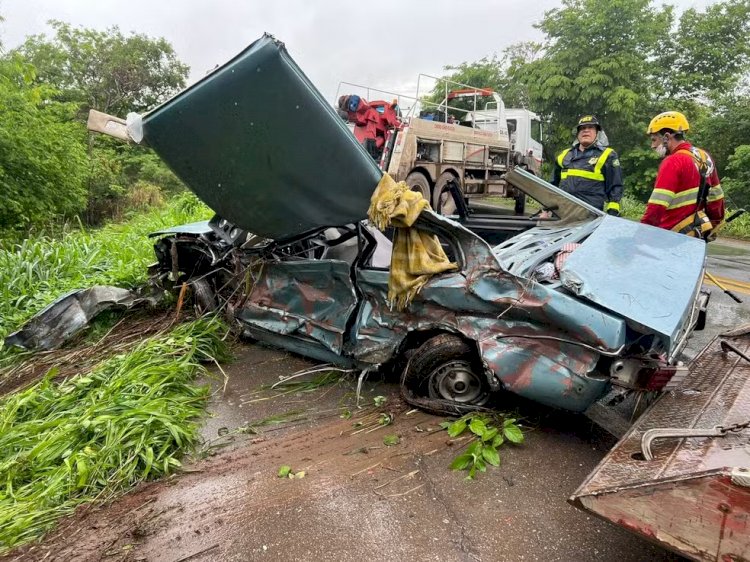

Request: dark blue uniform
left=551, top=143, right=624, bottom=212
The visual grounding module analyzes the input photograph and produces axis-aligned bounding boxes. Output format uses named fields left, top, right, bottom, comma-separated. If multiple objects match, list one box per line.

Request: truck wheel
left=433, top=172, right=460, bottom=215
left=401, top=334, right=490, bottom=409
left=405, top=171, right=431, bottom=202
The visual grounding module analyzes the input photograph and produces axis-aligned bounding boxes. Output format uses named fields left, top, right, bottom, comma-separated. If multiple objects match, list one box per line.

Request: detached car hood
left=560, top=216, right=706, bottom=350
left=139, top=34, right=382, bottom=241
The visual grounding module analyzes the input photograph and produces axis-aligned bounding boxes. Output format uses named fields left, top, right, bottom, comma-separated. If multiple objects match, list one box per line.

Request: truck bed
left=571, top=330, right=750, bottom=561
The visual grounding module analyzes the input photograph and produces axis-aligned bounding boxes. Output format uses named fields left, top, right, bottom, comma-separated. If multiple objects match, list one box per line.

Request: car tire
left=433, top=172, right=460, bottom=215
left=192, top=278, right=218, bottom=313
left=405, top=171, right=431, bottom=202
left=401, top=334, right=490, bottom=414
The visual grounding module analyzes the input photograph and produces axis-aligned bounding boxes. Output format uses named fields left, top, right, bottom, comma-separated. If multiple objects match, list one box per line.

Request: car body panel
left=478, top=337, right=607, bottom=412
left=128, top=34, right=707, bottom=416
left=140, top=34, right=382, bottom=241
left=559, top=215, right=706, bottom=351
left=238, top=260, right=358, bottom=355
left=504, top=167, right=603, bottom=224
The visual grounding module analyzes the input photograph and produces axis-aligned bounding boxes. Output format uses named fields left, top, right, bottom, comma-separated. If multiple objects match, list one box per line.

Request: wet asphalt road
left=185, top=238, right=750, bottom=562
left=24, top=239, right=747, bottom=562
left=687, top=239, right=750, bottom=355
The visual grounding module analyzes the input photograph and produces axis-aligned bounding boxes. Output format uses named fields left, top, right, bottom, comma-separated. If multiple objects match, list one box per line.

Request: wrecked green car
left=84, top=34, right=710, bottom=421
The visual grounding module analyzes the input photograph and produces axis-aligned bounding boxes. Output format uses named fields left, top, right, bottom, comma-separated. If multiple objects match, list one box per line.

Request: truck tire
left=433, top=172, right=460, bottom=215
left=401, top=334, right=490, bottom=413
left=405, top=171, right=431, bottom=202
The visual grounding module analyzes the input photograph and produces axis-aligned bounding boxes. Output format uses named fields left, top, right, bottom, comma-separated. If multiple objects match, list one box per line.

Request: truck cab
left=467, top=105, right=544, bottom=176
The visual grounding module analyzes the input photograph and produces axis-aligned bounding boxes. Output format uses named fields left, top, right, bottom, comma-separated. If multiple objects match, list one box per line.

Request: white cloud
left=0, top=0, right=722, bottom=104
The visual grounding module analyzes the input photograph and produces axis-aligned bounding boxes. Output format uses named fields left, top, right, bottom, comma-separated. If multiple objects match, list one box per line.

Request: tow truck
left=336, top=77, right=543, bottom=214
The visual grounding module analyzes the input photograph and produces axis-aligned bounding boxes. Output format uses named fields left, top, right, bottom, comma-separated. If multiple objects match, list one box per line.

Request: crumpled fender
left=478, top=336, right=608, bottom=412
left=4, top=286, right=159, bottom=351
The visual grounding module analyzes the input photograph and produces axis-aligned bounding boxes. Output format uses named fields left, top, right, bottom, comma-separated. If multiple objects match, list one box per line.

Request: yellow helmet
left=646, top=111, right=690, bottom=135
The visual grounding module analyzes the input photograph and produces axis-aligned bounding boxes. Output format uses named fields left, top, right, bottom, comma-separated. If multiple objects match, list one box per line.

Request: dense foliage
left=0, top=57, right=88, bottom=231
left=1, top=21, right=189, bottom=235
left=434, top=0, right=750, bottom=209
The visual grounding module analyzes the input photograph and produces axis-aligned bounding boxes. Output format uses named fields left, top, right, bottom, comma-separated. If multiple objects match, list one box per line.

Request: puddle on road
left=198, top=341, right=388, bottom=449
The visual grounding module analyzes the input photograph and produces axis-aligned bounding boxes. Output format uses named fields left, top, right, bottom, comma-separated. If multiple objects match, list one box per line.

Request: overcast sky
left=0, top=0, right=717, bottom=104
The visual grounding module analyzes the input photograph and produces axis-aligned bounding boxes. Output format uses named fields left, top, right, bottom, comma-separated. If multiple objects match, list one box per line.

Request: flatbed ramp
left=571, top=330, right=750, bottom=561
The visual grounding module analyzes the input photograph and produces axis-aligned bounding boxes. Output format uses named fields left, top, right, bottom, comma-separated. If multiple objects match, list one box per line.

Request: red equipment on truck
left=337, top=95, right=400, bottom=164
left=336, top=77, right=544, bottom=214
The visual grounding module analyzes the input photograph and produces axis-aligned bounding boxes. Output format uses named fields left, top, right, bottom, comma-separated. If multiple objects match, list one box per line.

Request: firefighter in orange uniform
left=641, top=111, right=725, bottom=237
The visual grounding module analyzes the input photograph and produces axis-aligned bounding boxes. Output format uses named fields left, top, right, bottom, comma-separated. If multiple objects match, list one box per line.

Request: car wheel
left=192, top=278, right=218, bottom=313
left=433, top=172, right=460, bottom=215
left=401, top=334, right=490, bottom=413
left=405, top=171, right=431, bottom=202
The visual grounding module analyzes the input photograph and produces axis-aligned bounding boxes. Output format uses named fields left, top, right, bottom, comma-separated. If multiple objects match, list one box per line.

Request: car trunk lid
left=559, top=215, right=706, bottom=355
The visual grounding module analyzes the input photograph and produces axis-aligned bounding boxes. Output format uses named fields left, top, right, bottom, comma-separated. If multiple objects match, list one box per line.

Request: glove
left=607, top=209, right=620, bottom=216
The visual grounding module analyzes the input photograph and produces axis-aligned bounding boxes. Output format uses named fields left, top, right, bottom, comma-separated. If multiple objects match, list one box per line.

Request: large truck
left=336, top=77, right=543, bottom=214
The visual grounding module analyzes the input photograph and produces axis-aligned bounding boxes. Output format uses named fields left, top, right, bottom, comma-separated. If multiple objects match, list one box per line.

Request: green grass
left=618, top=194, right=646, bottom=220
left=481, top=195, right=542, bottom=211
left=0, top=193, right=211, bottom=345
left=0, top=317, right=228, bottom=552
left=720, top=210, right=750, bottom=239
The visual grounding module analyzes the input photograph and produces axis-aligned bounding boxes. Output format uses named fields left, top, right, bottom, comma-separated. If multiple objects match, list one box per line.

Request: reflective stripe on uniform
left=668, top=187, right=700, bottom=209
left=605, top=201, right=620, bottom=212
left=557, top=149, right=571, bottom=167
left=649, top=186, right=701, bottom=209
left=707, top=183, right=725, bottom=202
left=560, top=147, right=613, bottom=181
left=648, top=188, right=674, bottom=207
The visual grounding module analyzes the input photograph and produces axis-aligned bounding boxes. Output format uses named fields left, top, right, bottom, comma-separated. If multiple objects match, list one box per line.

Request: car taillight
left=644, top=365, right=689, bottom=391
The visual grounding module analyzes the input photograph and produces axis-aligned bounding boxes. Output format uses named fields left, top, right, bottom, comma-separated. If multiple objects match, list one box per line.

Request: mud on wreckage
left=79, top=34, right=749, bottom=561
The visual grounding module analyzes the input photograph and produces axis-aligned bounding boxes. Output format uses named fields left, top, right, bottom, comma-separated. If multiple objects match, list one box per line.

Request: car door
left=237, top=258, right=358, bottom=362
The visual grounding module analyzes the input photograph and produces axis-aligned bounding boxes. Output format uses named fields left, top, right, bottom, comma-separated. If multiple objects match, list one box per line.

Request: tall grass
left=0, top=193, right=211, bottom=343
left=619, top=194, right=647, bottom=220
left=0, top=318, right=228, bottom=552
left=721, top=211, right=750, bottom=239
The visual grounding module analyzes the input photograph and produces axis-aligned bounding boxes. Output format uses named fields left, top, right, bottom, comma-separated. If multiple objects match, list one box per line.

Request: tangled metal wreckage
left=8, top=34, right=750, bottom=560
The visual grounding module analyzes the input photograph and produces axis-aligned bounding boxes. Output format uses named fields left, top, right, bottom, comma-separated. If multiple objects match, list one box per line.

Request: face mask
left=654, top=144, right=667, bottom=158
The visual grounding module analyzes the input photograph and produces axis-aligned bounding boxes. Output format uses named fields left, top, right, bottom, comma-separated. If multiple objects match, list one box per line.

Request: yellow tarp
left=367, top=174, right=458, bottom=310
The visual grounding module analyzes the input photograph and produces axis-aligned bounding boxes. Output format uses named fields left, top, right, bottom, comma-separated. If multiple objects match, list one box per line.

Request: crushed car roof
left=137, top=34, right=606, bottom=240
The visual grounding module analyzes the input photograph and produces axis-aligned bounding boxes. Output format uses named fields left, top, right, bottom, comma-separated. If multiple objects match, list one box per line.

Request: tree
left=722, top=145, right=750, bottom=209
left=427, top=42, right=541, bottom=113
left=0, top=56, right=88, bottom=232
left=17, top=20, right=189, bottom=116
left=521, top=0, right=673, bottom=163
left=460, top=0, right=750, bottom=198
left=14, top=21, right=189, bottom=224
left=692, top=95, right=750, bottom=175
left=657, top=0, right=750, bottom=100
left=693, top=94, right=750, bottom=209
